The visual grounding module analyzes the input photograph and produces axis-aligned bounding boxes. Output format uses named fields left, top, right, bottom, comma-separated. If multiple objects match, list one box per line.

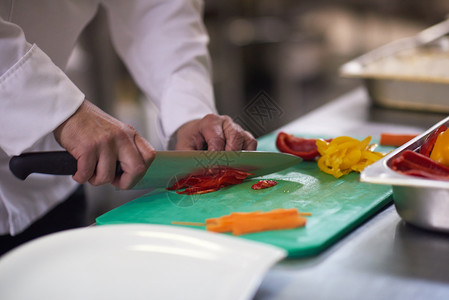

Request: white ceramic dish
left=0, top=224, right=286, bottom=300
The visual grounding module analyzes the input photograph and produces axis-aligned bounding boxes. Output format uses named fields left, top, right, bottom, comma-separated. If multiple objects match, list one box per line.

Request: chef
left=0, top=0, right=257, bottom=254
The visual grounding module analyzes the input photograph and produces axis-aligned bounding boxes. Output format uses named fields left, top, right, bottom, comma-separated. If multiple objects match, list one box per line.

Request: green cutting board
left=96, top=133, right=393, bottom=257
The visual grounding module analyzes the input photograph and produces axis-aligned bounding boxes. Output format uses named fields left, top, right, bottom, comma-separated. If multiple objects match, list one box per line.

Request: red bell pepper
left=390, top=150, right=449, bottom=181
left=167, top=166, right=253, bottom=195
left=251, top=180, right=278, bottom=190
left=419, top=125, right=447, bottom=157
left=276, top=132, right=330, bottom=161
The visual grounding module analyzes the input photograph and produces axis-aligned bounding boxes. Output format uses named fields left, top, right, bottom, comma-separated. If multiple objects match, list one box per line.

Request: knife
left=9, top=150, right=302, bottom=189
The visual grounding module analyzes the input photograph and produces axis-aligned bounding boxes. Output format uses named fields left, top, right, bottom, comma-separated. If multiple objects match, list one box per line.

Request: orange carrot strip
left=205, top=208, right=309, bottom=235
left=206, top=211, right=262, bottom=225
left=206, top=209, right=293, bottom=226
left=380, top=133, right=417, bottom=147
left=231, top=215, right=307, bottom=235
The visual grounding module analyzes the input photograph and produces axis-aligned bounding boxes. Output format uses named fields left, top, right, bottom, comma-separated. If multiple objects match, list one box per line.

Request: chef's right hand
left=53, top=99, right=155, bottom=189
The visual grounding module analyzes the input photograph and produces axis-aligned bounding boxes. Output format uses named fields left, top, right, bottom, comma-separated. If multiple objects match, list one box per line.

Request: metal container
left=340, top=19, right=449, bottom=113
left=361, top=116, right=449, bottom=232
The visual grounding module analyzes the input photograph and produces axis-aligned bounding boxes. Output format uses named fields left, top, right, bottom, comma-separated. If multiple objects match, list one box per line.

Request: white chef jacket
left=0, top=0, right=216, bottom=235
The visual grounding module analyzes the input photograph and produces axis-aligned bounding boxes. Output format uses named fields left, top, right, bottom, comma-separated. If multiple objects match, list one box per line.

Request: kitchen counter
left=254, top=88, right=449, bottom=300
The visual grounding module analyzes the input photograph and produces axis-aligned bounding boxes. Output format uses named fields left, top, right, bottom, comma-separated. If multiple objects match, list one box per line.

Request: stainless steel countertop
left=254, top=88, right=449, bottom=300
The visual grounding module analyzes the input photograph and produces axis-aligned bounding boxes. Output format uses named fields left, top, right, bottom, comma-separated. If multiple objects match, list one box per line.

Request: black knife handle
left=9, top=151, right=123, bottom=180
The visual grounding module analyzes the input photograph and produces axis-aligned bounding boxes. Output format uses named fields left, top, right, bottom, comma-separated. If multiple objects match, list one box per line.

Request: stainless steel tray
left=340, top=19, right=449, bottom=113
left=361, top=116, right=449, bottom=232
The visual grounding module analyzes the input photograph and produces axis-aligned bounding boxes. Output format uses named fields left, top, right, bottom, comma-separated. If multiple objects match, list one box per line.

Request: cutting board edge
left=285, top=192, right=394, bottom=258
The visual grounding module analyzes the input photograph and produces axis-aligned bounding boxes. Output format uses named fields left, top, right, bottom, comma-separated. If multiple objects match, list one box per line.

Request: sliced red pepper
left=419, top=125, right=447, bottom=157
left=166, top=176, right=201, bottom=190
left=390, top=150, right=449, bottom=180
left=251, top=180, right=278, bottom=190
left=276, top=132, right=331, bottom=161
left=167, top=166, right=253, bottom=195
left=396, top=169, right=449, bottom=181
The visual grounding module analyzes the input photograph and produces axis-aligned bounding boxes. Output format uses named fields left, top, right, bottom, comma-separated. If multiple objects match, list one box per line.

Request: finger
left=224, top=134, right=245, bottom=151
left=242, top=131, right=258, bottom=151
left=200, top=114, right=226, bottom=151
left=88, top=148, right=117, bottom=186
left=113, top=149, right=144, bottom=189
left=242, top=131, right=257, bottom=151
left=73, top=152, right=97, bottom=184
left=113, top=133, right=154, bottom=190
left=175, top=124, right=206, bottom=150
left=134, top=135, right=156, bottom=167
left=222, top=117, right=247, bottom=151
left=113, top=151, right=144, bottom=189
left=176, top=134, right=207, bottom=150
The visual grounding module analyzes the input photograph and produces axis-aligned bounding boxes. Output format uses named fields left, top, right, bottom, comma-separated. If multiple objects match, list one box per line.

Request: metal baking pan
left=340, top=19, right=449, bottom=113
left=361, top=116, right=449, bottom=232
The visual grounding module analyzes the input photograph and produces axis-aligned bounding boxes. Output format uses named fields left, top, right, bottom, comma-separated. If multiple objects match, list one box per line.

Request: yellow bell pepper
left=430, top=129, right=449, bottom=166
left=316, top=136, right=385, bottom=178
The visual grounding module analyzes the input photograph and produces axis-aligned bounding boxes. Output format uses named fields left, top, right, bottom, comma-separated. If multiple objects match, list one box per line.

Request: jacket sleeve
left=0, top=17, right=85, bottom=156
left=102, top=0, right=217, bottom=148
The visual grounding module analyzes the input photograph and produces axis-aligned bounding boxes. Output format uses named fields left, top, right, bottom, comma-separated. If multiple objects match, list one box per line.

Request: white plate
left=0, top=224, right=286, bottom=300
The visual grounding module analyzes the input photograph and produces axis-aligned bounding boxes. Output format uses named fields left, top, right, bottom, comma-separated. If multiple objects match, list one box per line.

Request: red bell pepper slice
left=419, top=125, right=447, bottom=157
left=390, top=150, right=449, bottom=181
left=251, top=180, right=278, bottom=190
left=276, top=132, right=330, bottom=161
left=167, top=166, right=253, bottom=195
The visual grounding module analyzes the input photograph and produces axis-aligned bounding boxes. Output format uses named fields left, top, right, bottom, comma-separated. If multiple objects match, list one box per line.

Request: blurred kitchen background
left=66, top=0, right=449, bottom=222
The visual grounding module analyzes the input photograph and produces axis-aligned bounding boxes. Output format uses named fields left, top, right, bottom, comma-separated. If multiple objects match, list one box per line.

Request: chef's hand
left=174, top=114, right=257, bottom=151
left=53, top=100, right=155, bottom=189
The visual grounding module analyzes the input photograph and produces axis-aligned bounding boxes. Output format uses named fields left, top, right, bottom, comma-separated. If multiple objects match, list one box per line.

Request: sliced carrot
left=172, top=208, right=310, bottom=235
left=206, top=211, right=262, bottom=226
left=380, top=133, right=417, bottom=147
left=231, top=215, right=306, bottom=235
left=205, top=208, right=309, bottom=235
left=205, top=211, right=262, bottom=233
